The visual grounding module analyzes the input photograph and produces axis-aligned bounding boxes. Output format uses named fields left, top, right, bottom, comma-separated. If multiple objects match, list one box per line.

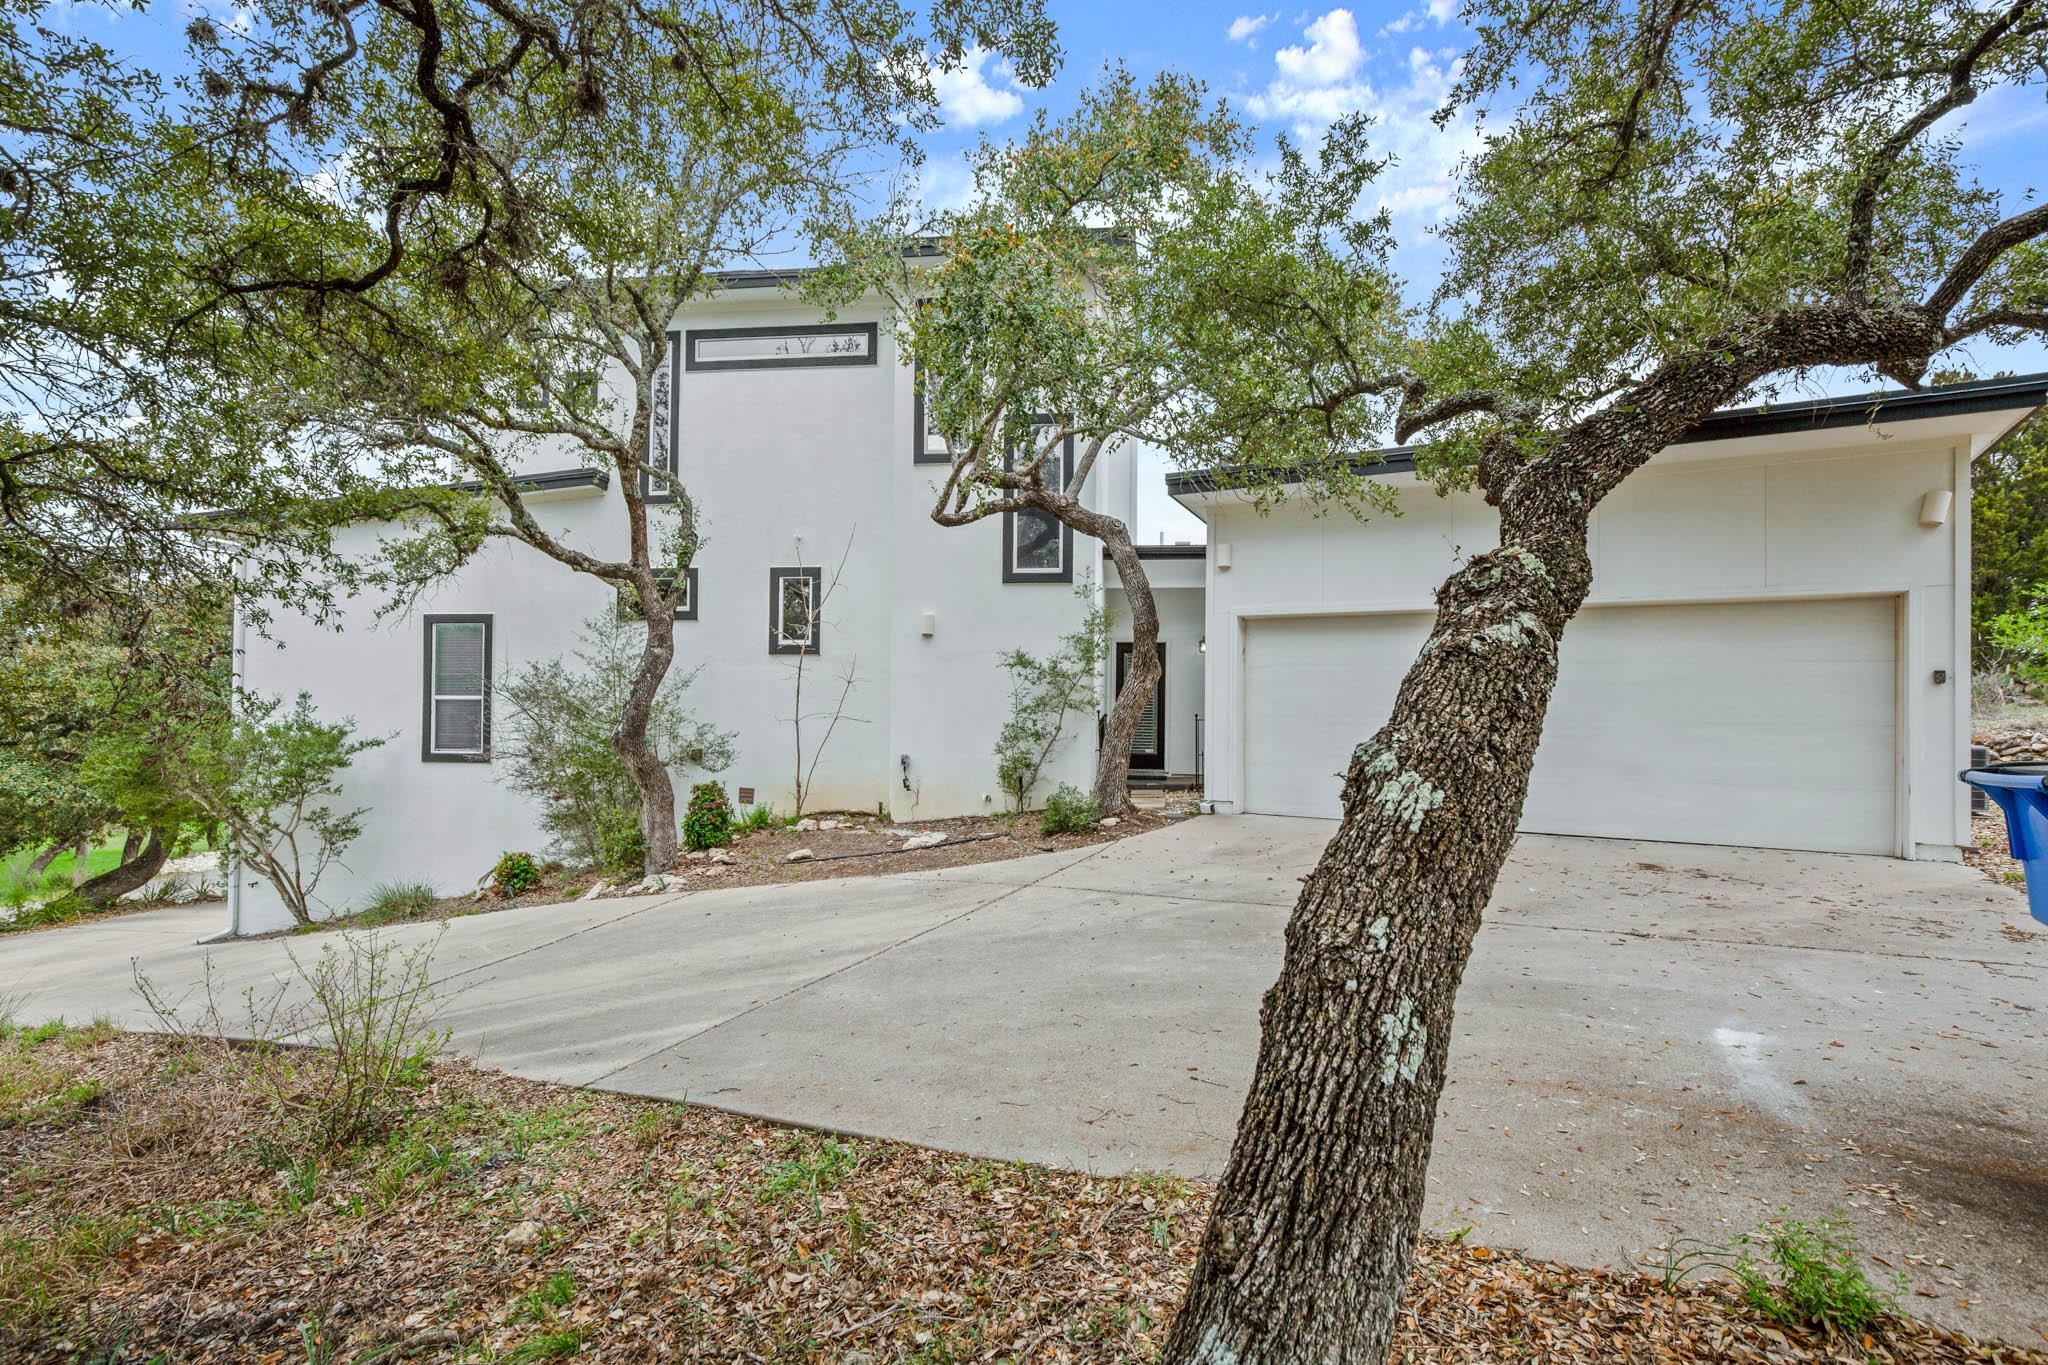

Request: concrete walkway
left=6, top=817, right=2044, bottom=1345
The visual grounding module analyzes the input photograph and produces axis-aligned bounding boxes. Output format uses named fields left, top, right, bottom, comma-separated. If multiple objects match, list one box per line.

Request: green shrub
left=1040, top=785, right=1099, bottom=835
left=492, top=852, right=541, bottom=899
left=592, top=807, right=645, bottom=874
left=495, top=614, right=735, bottom=867
left=4, top=895, right=90, bottom=933
left=994, top=582, right=1109, bottom=809
left=357, top=882, right=437, bottom=926
left=681, top=783, right=734, bottom=852
left=737, top=803, right=777, bottom=835
left=1734, top=1217, right=1900, bottom=1335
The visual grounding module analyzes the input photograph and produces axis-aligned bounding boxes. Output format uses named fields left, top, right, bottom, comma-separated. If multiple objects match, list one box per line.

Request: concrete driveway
left=7, top=817, right=2045, bottom=1345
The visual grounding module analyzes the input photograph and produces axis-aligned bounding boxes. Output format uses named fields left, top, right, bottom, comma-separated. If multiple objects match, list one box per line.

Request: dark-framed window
left=642, top=328, right=682, bottom=503
left=913, top=362, right=955, bottom=464
left=422, top=615, right=491, bottom=762
left=617, top=566, right=698, bottom=622
left=1003, top=425, right=1075, bottom=584
left=768, top=565, right=822, bottom=654
left=685, top=322, right=878, bottom=372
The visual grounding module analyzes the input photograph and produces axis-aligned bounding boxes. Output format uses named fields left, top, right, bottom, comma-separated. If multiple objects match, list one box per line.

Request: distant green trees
left=1974, top=412, right=2048, bottom=683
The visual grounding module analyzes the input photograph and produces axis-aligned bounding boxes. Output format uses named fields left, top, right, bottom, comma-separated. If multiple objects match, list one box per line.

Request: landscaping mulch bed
left=637, top=806, right=1186, bottom=895
left=3, top=1028, right=2039, bottom=1363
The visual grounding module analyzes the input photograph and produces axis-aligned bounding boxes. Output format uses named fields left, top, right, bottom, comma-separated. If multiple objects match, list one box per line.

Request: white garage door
left=1241, top=597, right=1899, bottom=855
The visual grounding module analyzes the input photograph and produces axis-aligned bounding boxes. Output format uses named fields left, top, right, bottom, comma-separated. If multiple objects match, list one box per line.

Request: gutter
left=1164, top=371, right=2048, bottom=499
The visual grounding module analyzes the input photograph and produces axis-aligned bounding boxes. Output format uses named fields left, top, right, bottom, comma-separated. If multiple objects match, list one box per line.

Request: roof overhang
left=1167, top=372, right=2048, bottom=518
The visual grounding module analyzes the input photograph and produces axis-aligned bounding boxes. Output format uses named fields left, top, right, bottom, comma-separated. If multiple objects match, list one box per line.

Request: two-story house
left=228, top=276, right=1207, bottom=934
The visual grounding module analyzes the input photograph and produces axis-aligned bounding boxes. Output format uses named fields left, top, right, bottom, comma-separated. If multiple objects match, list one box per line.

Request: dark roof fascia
left=1164, top=373, right=2048, bottom=498
left=713, top=244, right=947, bottom=292
left=1134, top=543, right=1208, bottom=559
left=191, top=466, right=608, bottom=527
left=448, top=466, right=609, bottom=497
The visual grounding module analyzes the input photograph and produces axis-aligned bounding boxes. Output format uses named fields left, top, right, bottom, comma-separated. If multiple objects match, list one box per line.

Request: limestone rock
left=794, top=818, right=819, bottom=832
left=784, top=848, right=815, bottom=863
left=578, top=881, right=610, bottom=902
left=901, top=832, right=947, bottom=851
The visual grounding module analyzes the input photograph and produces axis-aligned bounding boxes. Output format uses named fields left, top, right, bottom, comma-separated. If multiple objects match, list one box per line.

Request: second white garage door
left=1240, top=596, right=1900, bottom=855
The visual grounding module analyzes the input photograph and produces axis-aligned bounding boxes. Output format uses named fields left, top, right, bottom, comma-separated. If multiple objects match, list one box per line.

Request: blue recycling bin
left=1960, top=762, right=2048, bottom=925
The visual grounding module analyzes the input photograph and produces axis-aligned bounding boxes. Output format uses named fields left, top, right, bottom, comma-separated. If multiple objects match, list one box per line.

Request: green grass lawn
left=0, top=831, right=214, bottom=914
left=0, top=838, right=126, bottom=910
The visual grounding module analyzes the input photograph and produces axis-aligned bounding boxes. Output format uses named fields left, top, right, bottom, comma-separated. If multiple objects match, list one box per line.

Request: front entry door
left=1115, top=641, right=1167, bottom=771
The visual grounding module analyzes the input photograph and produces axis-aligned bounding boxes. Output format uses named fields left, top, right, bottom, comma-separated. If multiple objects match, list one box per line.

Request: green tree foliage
left=496, top=614, right=733, bottom=869
left=994, top=584, right=1108, bottom=809
left=167, top=0, right=1057, bottom=872
left=1988, top=592, right=2048, bottom=690
left=0, top=3, right=414, bottom=627
left=1974, top=412, right=2048, bottom=664
left=177, top=692, right=383, bottom=925
left=822, top=68, right=1249, bottom=812
left=0, top=583, right=226, bottom=901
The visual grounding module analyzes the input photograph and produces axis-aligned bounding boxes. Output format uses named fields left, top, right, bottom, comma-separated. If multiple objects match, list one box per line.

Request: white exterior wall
left=235, top=490, right=633, bottom=931
left=1194, top=427, right=1987, bottom=859
left=229, top=288, right=1141, bottom=933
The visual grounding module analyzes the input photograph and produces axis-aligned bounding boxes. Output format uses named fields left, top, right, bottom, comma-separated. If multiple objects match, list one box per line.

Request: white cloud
left=928, top=46, right=1026, bottom=127
left=1425, top=0, right=1458, bottom=21
left=1244, top=16, right=1482, bottom=226
left=1273, top=8, right=1365, bottom=87
left=1227, top=13, right=1275, bottom=45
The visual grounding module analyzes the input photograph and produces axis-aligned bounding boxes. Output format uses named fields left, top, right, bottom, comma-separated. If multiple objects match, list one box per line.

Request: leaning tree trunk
left=72, top=827, right=172, bottom=907
left=1095, top=533, right=1163, bottom=817
left=1162, top=508, right=1596, bottom=1363
left=615, top=601, right=680, bottom=876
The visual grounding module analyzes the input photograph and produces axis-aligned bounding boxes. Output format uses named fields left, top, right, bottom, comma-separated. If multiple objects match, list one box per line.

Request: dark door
left=1115, top=641, right=1167, bottom=771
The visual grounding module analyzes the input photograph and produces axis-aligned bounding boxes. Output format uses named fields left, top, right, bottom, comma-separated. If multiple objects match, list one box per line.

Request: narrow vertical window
left=423, top=615, right=492, bottom=762
left=913, top=363, right=954, bottom=464
left=1002, top=424, right=1075, bottom=583
left=642, top=328, right=681, bottom=503
left=768, top=566, right=822, bottom=654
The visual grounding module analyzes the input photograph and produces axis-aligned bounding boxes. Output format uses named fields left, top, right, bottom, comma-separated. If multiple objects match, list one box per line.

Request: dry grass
left=0, top=1025, right=2037, bottom=1363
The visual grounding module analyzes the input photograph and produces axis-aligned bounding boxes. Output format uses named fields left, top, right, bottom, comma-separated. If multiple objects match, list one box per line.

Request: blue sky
left=62, top=0, right=2048, bottom=539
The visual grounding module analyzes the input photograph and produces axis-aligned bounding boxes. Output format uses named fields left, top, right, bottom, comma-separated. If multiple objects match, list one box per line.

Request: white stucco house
left=229, top=277, right=1208, bottom=934
left=227, top=277, right=2045, bottom=935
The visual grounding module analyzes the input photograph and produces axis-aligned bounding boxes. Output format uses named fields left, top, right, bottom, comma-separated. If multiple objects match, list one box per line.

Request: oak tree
left=838, top=70, right=1248, bottom=813
left=1153, top=0, right=2048, bottom=1358
left=192, top=0, right=1058, bottom=872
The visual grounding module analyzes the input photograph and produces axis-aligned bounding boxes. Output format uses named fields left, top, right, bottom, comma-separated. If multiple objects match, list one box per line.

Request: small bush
left=1735, top=1217, right=1900, bottom=1335
left=356, top=882, right=437, bottom=926
left=737, top=803, right=777, bottom=835
left=592, top=807, right=645, bottom=874
left=681, top=782, right=734, bottom=852
left=492, top=852, right=540, bottom=899
left=1040, top=785, right=1099, bottom=835
left=3, top=895, right=91, bottom=933
left=268, top=936, right=445, bottom=1150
